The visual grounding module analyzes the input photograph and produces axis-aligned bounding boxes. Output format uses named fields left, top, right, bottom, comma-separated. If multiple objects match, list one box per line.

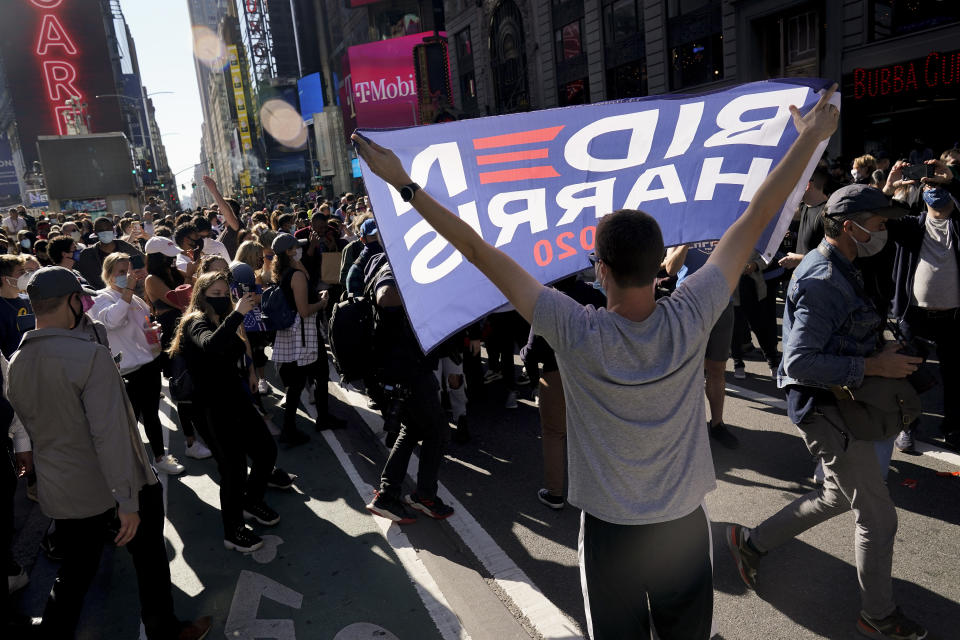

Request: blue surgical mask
left=97, top=231, right=115, bottom=244
left=20, top=239, right=31, bottom=249
left=114, top=274, right=128, bottom=289
left=922, top=187, right=953, bottom=210
left=71, top=249, right=81, bottom=262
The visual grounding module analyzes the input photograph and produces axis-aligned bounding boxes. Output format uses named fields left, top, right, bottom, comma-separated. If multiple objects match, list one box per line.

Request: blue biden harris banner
left=358, top=78, right=838, bottom=353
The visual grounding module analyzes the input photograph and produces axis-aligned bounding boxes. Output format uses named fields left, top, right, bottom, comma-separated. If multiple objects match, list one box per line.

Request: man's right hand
left=864, top=342, right=923, bottom=378
left=115, top=511, right=140, bottom=546
left=779, top=252, right=803, bottom=269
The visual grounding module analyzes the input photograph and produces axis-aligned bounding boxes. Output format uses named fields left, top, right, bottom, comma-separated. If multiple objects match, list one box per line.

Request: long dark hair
left=167, top=271, right=231, bottom=356
left=271, top=248, right=295, bottom=283
left=147, top=252, right=183, bottom=290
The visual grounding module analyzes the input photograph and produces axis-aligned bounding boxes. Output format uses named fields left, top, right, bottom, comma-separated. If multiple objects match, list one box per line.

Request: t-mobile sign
left=342, top=32, right=447, bottom=130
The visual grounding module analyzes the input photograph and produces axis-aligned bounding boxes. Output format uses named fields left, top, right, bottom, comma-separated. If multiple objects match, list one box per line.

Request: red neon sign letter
left=43, top=60, right=81, bottom=101
left=36, top=14, right=78, bottom=56
left=30, top=0, right=65, bottom=8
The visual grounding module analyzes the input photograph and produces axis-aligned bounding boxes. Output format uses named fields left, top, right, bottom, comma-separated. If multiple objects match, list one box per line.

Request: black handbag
left=830, top=377, right=921, bottom=441
left=168, top=352, right=195, bottom=403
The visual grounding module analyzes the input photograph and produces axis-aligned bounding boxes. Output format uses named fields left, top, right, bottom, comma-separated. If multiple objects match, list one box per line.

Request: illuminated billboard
left=227, top=45, right=253, bottom=152
left=340, top=32, right=449, bottom=132
left=0, top=0, right=124, bottom=168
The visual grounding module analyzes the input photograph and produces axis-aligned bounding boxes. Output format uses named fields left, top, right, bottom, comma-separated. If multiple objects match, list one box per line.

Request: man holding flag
left=353, top=84, right=839, bottom=638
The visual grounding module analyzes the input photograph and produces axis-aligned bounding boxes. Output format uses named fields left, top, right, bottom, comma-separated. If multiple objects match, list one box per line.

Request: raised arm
left=202, top=176, right=240, bottom=232
left=707, top=83, right=839, bottom=293
left=352, top=135, right=544, bottom=323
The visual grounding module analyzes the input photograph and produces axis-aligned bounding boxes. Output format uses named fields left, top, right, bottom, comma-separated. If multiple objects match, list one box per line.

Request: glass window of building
left=454, top=28, right=478, bottom=114
left=555, top=20, right=584, bottom=62
left=667, top=0, right=723, bottom=89
left=870, top=0, right=960, bottom=41
left=602, top=0, right=645, bottom=99
left=558, top=78, right=589, bottom=106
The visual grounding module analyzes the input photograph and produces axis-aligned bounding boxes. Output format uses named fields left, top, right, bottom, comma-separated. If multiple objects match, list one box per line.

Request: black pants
left=1, top=438, right=16, bottom=625
left=380, top=371, right=449, bottom=500
left=123, top=357, right=165, bottom=459
left=278, top=360, right=329, bottom=431
left=902, top=306, right=960, bottom=430
left=196, top=393, right=277, bottom=535
left=579, top=506, right=713, bottom=640
left=488, top=312, right=533, bottom=388
left=40, top=482, right=179, bottom=639
left=731, top=276, right=780, bottom=365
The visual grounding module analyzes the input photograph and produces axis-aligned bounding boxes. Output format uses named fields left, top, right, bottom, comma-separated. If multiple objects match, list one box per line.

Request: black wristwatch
left=399, top=182, right=420, bottom=202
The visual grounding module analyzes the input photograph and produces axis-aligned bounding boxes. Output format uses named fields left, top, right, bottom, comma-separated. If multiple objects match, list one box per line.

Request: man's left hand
left=15, top=451, right=33, bottom=477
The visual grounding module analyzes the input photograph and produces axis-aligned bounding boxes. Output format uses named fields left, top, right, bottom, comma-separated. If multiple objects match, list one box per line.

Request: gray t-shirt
left=532, top=263, right=729, bottom=525
left=911, top=215, right=960, bottom=310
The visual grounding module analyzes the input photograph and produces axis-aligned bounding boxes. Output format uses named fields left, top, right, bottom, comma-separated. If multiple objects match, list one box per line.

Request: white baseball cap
left=144, top=236, right=181, bottom=257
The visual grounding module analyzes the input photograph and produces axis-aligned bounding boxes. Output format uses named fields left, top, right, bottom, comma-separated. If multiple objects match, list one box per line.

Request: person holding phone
left=90, top=253, right=185, bottom=475
left=167, top=272, right=279, bottom=552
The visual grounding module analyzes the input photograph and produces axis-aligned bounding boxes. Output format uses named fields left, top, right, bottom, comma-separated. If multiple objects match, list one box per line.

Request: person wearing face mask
left=168, top=272, right=278, bottom=552
left=0, top=256, right=34, bottom=358
left=270, top=233, right=344, bottom=446
left=850, top=154, right=877, bottom=185
left=192, top=216, right=232, bottom=262
left=48, top=236, right=83, bottom=273
left=6, top=267, right=212, bottom=640
left=728, top=184, right=930, bottom=640
left=90, top=253, right=185, bottom=475
left=76, top=217, right=143, bottom=289
left=885, top=160, right=960, bottom=453
left=16, top=230, right=35, bottom=256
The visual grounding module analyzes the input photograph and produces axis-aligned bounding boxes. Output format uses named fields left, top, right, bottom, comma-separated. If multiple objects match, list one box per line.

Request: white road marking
left=313, top=403, right=470, bottom=640
left=326, top=366, right=583, bottom=639
left=333, top=622, right=400, bottom=640
left=252, top=535, right=284, bottom=565
left=725, top=382, right=960, bottom=465
left=224, top=570, right=303, bottom=639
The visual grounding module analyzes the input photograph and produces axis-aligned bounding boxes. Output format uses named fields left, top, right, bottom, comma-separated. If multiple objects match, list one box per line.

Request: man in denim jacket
left=728, top=185, right=929, bottom=640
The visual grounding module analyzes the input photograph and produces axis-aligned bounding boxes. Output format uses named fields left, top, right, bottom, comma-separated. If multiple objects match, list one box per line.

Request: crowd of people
left=1, top=85, right=955, bottom=640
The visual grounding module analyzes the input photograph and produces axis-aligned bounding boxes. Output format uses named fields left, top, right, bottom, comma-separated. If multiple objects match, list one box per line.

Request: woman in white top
left=89, top=252, right=185, bottom=475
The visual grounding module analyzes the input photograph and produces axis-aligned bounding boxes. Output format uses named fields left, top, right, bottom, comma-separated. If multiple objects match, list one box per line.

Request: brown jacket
left=8, top=326, right=156, bottom=518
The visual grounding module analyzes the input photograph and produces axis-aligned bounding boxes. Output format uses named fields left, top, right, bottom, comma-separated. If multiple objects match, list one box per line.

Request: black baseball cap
left=823, top=184, right=909, bottom=220
left=26, top=266, right=82, bottom=301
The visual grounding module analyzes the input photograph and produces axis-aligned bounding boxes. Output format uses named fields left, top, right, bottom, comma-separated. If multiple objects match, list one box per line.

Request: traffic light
left=160, top=182, right=165, bottom=188
left=145, top=159, right=153, bottom=173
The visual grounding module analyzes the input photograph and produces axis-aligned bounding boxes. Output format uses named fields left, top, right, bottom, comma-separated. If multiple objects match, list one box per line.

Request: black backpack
left=168, top=352, right=195, bottom=402
left=260, top=271, right=298, bottom=331
left=328, top=263, right=389, bottom=383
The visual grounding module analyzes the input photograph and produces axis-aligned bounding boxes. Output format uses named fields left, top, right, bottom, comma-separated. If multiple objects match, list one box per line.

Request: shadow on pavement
left=712, top=520, right=958, bottom=640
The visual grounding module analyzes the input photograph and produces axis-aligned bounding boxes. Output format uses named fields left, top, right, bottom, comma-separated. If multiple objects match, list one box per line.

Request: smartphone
left=130, top=254, right=145, bottom=270
left=901, top=164, right=933, bottom=181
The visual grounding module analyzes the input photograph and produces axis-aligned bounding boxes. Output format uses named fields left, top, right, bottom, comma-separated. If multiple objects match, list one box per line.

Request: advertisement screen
left=37, top=134, right=136, bottom=199
left=298, top=73, right=325, bottom=123
left=0, top=0, right=125, bottom=168
left=343, top=32, right=449, bottom=130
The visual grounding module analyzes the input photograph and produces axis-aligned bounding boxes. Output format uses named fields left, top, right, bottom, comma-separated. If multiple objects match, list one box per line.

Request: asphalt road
left=8, top=349, right=960, bottom=639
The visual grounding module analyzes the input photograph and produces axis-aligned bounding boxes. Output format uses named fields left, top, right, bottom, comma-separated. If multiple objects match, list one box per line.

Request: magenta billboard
left=340, top=32, right=448, bottom=132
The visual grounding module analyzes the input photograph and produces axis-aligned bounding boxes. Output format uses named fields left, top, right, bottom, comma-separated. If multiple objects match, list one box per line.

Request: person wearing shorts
left=665, top=242, right=739, bottom=448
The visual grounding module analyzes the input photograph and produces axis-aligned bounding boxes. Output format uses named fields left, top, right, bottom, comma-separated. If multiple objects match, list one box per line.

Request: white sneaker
left=734, top=364, right=746, bottom=380
left=155, top=454, right=185, bottom=475
left=8, top=567, right=28, bottom=594
left=185, top=441, right=212, bottom=460
left=257, top=379, right=270, bottom=395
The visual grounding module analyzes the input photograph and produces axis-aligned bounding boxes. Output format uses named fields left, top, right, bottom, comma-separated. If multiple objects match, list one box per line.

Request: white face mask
left=69, top=231, right=82, bottom=243
left=16, top=272, right=33, bottom=292
left=850, top=169, right=861, bottom=181
left=293, top=248, right=303, bottom=262
left=851, top=221, right=888, bottom=258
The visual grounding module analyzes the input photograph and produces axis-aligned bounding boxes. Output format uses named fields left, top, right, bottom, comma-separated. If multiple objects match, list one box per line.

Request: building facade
left=442, top=0, right=960, bottom=158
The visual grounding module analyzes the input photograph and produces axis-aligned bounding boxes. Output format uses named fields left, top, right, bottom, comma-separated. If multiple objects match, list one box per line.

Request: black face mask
left=68, top=294, right=84, bottom=329
left=205, top=296, right=233, bottom=317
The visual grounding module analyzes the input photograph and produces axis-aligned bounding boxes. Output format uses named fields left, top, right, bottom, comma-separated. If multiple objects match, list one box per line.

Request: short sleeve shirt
left=531, top=263, right=729, bottom=525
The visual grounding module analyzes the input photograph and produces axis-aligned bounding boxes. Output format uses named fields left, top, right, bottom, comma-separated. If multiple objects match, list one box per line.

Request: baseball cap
left=144, top=236, right=181, bottom=257
left=823, top=184, right=909, bottom=220
left=229, top=262, right=257, bottom=288
left=271, top=232, right=298, bottom=253
left=26, top=266, right=82, bottom=301
left=360, top=218, right=378, bottom=237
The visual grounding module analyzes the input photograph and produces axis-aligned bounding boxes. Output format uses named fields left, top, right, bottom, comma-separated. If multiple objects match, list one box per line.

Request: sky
left=120, top=0, right=203, bottom=201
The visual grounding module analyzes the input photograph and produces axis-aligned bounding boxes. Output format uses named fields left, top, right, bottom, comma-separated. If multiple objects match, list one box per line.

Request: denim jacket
left=777, top=240, right=883, bottom=391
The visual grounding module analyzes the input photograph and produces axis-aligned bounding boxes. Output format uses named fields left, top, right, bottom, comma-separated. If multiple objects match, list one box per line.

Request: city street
left=8, top=351, right=960, bottom=640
